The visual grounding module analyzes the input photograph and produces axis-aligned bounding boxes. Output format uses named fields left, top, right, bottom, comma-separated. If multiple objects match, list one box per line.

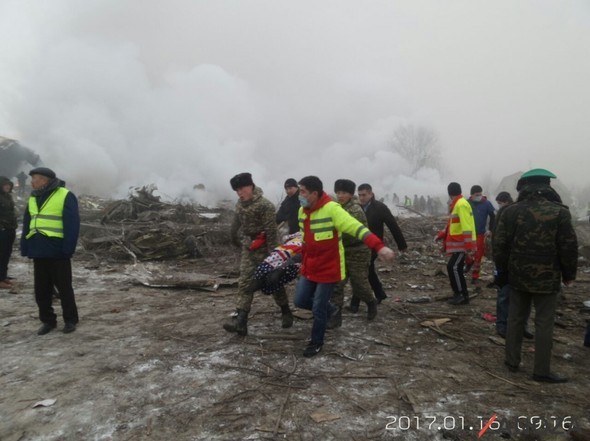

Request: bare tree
left=390, top=124, right=442, bottom=176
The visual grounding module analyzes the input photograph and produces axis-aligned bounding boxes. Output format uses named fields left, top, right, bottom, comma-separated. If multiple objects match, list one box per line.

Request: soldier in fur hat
left=224, top=173, right=294, bottom=336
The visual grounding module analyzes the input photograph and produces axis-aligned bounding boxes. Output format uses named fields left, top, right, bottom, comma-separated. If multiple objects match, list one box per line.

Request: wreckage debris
left=80, top=185, right=233, bottom=262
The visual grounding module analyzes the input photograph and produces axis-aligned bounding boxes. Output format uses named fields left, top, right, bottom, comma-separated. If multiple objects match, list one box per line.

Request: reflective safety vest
left=439, top=195, right=476, bottom=254
left=26, top=187, right=69, bottom=239
left=298, top=192, right=382, bottom=283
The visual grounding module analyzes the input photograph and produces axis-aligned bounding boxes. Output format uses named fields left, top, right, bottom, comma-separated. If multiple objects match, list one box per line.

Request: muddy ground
left=1, top=216, right=589, bottom=441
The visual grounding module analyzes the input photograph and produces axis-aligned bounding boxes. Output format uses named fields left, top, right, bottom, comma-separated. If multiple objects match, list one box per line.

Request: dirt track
left=1, top=221, right=590, bottom=441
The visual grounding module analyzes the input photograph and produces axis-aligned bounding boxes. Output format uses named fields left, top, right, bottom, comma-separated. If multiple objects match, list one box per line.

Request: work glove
left=248, top=232, right=266, bottom=251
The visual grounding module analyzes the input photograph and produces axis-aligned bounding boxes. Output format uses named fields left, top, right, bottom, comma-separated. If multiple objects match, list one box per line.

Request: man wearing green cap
left=493, top=168, right=577, bottom=383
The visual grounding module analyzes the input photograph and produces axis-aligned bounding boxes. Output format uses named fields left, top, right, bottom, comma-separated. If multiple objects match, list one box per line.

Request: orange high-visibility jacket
left=299, top=192, right=384, bottom=283
left=437, top=195, right=476, bottom=254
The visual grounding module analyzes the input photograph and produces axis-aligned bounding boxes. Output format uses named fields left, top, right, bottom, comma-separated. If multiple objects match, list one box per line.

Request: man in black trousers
left=350, top=183, right=407, bottom=308
left=21, top=167, right=81, bottom=335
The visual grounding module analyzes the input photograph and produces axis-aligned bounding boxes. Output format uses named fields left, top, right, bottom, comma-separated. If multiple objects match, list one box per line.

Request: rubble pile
left=79, top=185, right=233, bottom=262
left=395, top=214, right=446, bottom=243
left=75, top=186, right=590, bottom=269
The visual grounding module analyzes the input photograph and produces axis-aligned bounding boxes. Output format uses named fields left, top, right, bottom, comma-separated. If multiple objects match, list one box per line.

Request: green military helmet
left=520, top=168, right=557, bottom=179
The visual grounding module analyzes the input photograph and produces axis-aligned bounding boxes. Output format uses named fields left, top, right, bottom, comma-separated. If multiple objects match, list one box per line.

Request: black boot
left=448, top=291, right=469, bottom=305
left=345, top=296, right=360, bottom=313
left=367, top=300, right=377, bottom=321
left=327, top=305, right=342, bottom=329
left=281, top=305, right=294, bottom=329
left=223, top=309, right=249, bottom=335
left=236, top=309, right=248, bottom=336
left=462, top=291, right=470, bottom=304
left=223, top=310, right=240, bottom=333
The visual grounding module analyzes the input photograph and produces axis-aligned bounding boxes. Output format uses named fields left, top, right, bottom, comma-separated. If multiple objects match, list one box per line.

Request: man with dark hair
left=294, top=176, right=395, bottom=356
left=435, top=182, right=476, bottom=305
left=21, top=167, right=80, bottom=335
left=276, top=178, right=300, bottom=234
left=328, top=179, right=377, bottom=328
left=465, top=184, right=496, bottom=283
left=494, top=169, right=577, bottom=383
left=224, top=172, right=293, bottom=336
left=351, top=183, right=407, bottom=308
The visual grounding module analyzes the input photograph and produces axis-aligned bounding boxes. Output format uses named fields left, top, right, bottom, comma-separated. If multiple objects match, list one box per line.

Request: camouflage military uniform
left=230, top=187, right=289, bottom=312
left=493, top=183, right=577, bottom=377
left=331, top=196, right=376, bottom=308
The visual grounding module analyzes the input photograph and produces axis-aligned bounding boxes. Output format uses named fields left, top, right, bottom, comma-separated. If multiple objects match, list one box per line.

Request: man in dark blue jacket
left=466, top=185, right=495, bottom=283
left=21, top=167, right=80, bottom=335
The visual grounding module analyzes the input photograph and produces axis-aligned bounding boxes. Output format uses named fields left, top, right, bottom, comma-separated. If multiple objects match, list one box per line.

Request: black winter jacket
left=0, top=176, right=17, bottom=230
left=363, top=197, right=407, bottom=251
left=276, top=191, right=301, bottom=234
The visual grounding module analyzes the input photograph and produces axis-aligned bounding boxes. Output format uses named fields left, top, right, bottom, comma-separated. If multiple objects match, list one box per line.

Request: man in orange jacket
left=435, top=182, right=476, bottom=305
left=293, top=176, right=395, bottom=357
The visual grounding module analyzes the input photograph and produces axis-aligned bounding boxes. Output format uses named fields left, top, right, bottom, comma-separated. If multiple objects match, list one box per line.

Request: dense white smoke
left=1, top=1, right=589, bottom=207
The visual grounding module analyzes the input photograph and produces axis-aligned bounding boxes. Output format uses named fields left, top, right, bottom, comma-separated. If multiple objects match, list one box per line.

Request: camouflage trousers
left=236, top=247, right=289, bottom=312
left=331, top=246, right=376, bottom=308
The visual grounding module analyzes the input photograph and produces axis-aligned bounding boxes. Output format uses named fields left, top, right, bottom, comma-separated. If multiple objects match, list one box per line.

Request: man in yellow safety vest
left=21, top=167, right=81, bottom=335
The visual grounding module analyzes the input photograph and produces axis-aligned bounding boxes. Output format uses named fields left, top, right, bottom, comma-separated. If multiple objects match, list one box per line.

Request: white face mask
left=298, top=195, right=310, bottom=208
left=473, top=195, right=483, bottom=202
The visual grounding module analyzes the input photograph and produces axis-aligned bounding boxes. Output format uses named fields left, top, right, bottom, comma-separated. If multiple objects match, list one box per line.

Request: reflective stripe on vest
left=309, top=216, right=336, bottom=240
left=26, top=187, right=69, bottom=239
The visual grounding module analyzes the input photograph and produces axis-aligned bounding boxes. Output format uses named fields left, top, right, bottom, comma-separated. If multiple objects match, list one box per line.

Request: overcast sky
left=1, top=0, right=589, bottom=203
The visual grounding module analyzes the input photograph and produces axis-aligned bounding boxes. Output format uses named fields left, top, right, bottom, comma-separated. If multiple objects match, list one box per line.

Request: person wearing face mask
left=465, top=185, right=496, bottom=284
left=293, top=176, right=395, bottom=357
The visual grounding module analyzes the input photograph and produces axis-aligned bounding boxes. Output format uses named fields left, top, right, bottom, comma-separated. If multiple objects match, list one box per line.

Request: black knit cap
left=334, top=179, right=356, bottom=194
left=29, top=167, right=56, bottom=179
left=230, top=172, right=254, bottom=190
left=284, top=178, right=298, bottom=188
left=447, top=182, right=462, bottom=197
